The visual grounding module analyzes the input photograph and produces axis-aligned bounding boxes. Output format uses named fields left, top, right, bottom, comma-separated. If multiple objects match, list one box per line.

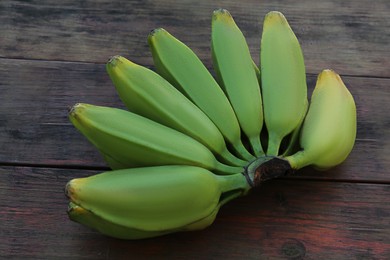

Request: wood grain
left=0, top=166, right=389, bottom=259
left=0, top=0, right=389, bottom=77
left=0, top=0, right=389, bottom=258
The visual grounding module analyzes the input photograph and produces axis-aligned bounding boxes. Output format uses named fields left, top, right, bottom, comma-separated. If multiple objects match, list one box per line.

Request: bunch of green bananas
left=65, top=9, right=356, bottom=239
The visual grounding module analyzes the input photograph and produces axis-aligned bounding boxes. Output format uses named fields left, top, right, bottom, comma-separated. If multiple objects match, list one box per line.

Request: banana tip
left=68, top=103, right=85, bottom=117
left=318, top=69, right=339, bottom=81
left=68, top=104, right=79, bottom=116
left=67, top=202, right=88, bottom=218
left=317, top=69, right=346, bottom=89
left=65, top=180, right=75, bottom=199
left=264, top=11, right=288, bottom=27
left=149, top=28, right=166, bottom=38
left=265, top=11, right=285, bottom=18
left=213, top=8, right=231, bottom=16
left=107, top=55, right=123, bottom=67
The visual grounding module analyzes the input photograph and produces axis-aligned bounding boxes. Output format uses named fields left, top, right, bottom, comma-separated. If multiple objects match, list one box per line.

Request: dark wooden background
left=1, top=0, right=389, bottom=259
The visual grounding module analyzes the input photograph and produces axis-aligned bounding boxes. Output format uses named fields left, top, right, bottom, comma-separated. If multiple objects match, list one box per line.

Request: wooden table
left=1, top=0, right=389, bottom=258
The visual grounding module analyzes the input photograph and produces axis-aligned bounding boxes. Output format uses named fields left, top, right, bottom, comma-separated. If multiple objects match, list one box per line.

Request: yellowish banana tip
left=65, top=179, right=77, bottom=200
left=65, top=178, right=87, bottom=204
left=319, top=68, right=335, bottom=76
left=264, top=11, right=288, bottom=28
left=317, top=69, right=345, bottom=87
left=212, top=8, right=232, bottom=21
left=106, top=55, right=135, bottom=72
left=318, top=69, right=339, bottom=79
left=67, top=202, right=90, bottom=221
left=67, top=202, right=81, bottom=214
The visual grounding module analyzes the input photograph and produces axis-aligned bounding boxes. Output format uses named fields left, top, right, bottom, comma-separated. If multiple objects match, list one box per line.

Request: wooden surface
left=0, top=0, right=389, bottom=259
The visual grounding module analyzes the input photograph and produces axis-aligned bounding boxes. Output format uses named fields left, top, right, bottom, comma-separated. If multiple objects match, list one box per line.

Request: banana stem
left=284, top=151, right=311, bottom=170
left=267, top=132, right=282, bottom=156
left=248, top=136, right=265, bottom=157
left=214, top=161, right=244, bottom=175
left=217, top=173, right=251, bottom=194
left=232, top=140, right=256, bottom=161
left=243, top=156, right=294, bottom=187
left=218, top=148, right=248, bottom=167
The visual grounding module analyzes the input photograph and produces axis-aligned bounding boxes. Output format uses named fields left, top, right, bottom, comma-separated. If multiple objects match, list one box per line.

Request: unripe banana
left=260, top=11, right=308, bottom=156
left=66, top=166, right=250, bottom=239
left=148, top=28, right=254, bottom=161
left=106, top=56, right=246, bottom=167
left=285, top=70, right=357, bottom=170
left=211, top=9, right=264, bottom=157
left=69, top=103, right=242, bottom=174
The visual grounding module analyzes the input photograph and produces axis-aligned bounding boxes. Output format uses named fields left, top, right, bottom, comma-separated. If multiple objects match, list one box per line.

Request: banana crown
left=66, top=9, right=357, bottom=240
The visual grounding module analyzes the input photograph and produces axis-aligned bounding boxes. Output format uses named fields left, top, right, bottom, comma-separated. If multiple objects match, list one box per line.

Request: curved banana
left=285, top=70, right=356, bottom=170
left=66, top=165, right=250, bottom=239
left=106, top=56, right=246, bottom=166
left=69, top=103, right=242, bottom=174
left=260, top=11, right=308, bottom=156
left=148, top=28, right=254, bottom=161
left=211, top=9, right=264, bottom=157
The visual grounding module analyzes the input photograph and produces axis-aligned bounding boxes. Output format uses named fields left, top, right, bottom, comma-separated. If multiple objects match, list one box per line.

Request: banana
left=285, top=70, right=356, bottom=170
left=260, top=11, right=308, bottom=156
left=148, top=28, right=254, bottom=161
left=65, top=10, right=358, bottom=240
left=66, top=165, right=250, bottom=239
left=106, top=55, right=246, bottom=167
left=211, top=9, right=264, bottom=157
left=69, top=103, right=242, bottom=174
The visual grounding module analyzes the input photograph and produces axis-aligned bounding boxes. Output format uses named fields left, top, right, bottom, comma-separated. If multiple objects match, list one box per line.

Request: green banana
left=260, top=11, right=308, bottom=156
left=285, top=70, right=356, bottom=170
left=106, top=55, right=246, bottom=167
left=211, top=9, right=264, bottom=157
left=65, top=9, right=358, bottom=240
left=66, top=165, right=250, bottom=239
left=148, top=28, right=255, bottom=161
left=69, top=103, right=242, bottom=174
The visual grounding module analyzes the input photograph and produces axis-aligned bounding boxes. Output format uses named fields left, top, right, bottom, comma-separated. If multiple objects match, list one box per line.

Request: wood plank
left=0, top=0, right=389, bottom=77
left=0, top=166, right=389, bottom=259
left=0, top=58, right=389, bottom=182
